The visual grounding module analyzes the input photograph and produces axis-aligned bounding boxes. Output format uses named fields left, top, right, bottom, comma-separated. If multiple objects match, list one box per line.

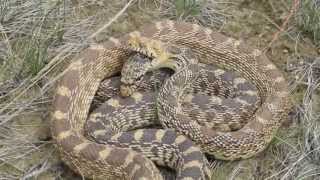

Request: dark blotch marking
left=191, top=95, right=210, bottom=109
left=52, top=119, right=71, bottom=138
left=222, top=99, right=242, bottom=109
left=183, top=151, right=204, bottom=162
left=106, top=148, right=128, bottom=166
left=85, top=118, right=108, bottom=134
left=141, top=129, right=157, bottom=142
left=161, top=130, right=178, bottom=145
left=238, top=94, right=259, bottom=105
left=117, top=132, right=135, bottom=144
left=53, top=95, right=70, bottom=113
left=209, top=104, right=225, bottom=112
left=118, top=96, right=136, bottom=106
left=79, top=143, right=105, bottom=161
left=236, top=81, right=257, bottom=91
left=177, top=139, right=194, bottom=152
left=59, top=135, right=83, bottom=152
left=93, top=100, right=118, bottom=114
left=219, top=71, right=237, bottom=82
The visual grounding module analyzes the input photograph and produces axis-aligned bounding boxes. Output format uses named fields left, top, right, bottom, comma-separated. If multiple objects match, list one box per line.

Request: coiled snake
left=51, top=20, right=291, bottom=179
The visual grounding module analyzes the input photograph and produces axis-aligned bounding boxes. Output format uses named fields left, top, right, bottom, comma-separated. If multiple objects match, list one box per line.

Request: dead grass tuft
left=297, top=0, right=320, bottom=46
left=273, top=56, right=320, bottom=179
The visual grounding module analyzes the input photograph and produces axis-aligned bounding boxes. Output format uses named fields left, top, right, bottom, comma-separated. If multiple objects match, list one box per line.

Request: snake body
left=123, top=27, right=290, bottom=160
left=95, top=53, right=260, bottom=132
left=119, top=41, right=261, bottom=133
left=51, top=20, right=290, bottom=179
left=86, top=54, right=211, bottom=179
left=85, top=48, right=259, bottom=179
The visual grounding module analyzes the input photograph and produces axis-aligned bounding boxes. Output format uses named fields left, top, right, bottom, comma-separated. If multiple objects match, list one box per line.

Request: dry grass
left=0, top=0, right=140, bottom=179
left=278, top=56, right=320, bottom=179
left=0, top=0, right=319, bottom=179
left=297, top=0, right=320, bottom=46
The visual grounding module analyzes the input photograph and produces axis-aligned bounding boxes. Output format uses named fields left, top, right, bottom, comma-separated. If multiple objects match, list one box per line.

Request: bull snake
left=51, top=20, right=291, bottom=179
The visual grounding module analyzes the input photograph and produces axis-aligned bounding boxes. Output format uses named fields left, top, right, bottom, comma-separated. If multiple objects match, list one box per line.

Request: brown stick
left=264, top=0, right=300, bottom=51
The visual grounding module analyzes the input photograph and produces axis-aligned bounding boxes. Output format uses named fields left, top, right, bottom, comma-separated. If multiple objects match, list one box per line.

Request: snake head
left=127, top=35, right=183, bottom=69
left=122, top=35, right=197, bottom=97
left=120, top=53, right=152, bottom=97
left=128, top=35, right=165, bottom=58
left=120, top=36, right=176, bottom=97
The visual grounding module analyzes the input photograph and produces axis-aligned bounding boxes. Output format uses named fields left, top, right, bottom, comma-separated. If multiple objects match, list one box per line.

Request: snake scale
left=51, top=20, right=291, bottom=179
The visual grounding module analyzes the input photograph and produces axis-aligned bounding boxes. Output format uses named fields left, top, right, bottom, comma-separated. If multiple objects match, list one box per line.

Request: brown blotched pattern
left=87, top=55, right=211, bottom=179
left=99, top=54, right=260, bottom=133
left=119, top=56, right=261, bottom=133
left=124, top=21, right=290, bottom=160
left=51, top=20, right=290, bottom=180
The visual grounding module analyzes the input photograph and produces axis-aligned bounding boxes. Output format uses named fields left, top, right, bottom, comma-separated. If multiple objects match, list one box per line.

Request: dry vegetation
left=0, top=0, right=319, bottom=179
left=297, top=0, right=320, bottom=46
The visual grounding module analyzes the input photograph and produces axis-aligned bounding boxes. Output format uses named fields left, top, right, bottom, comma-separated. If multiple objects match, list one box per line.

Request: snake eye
left=136, top=75, right=143, bottom=81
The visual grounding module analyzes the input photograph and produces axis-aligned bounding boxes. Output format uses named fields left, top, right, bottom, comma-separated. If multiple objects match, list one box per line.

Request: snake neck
left=159, top=62, right=200, bottom=103
left=157, top=60, right=201, bottom=140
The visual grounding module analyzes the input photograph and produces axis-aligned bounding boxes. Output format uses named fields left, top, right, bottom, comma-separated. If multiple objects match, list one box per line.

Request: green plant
left=174, top=0, right=201, bottom=18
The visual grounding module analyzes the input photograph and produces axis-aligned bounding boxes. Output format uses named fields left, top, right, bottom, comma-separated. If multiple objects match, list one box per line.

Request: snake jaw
left=120, top=84, right=136, bottom=97
left=120, top=53, right=153, bottom=97
left=128, top=36, right=175, bottom=69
